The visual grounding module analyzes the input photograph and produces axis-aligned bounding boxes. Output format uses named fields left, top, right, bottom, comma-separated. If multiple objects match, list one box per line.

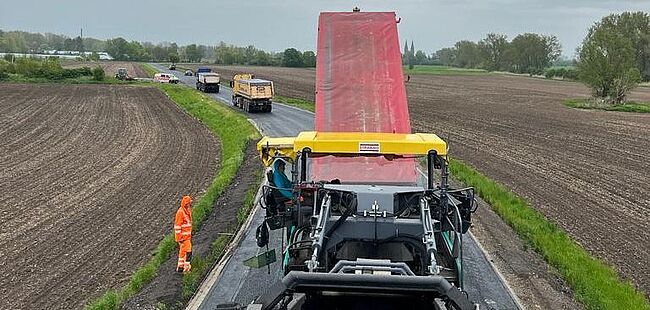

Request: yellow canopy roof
left=257, top=131, right=447, bottom=166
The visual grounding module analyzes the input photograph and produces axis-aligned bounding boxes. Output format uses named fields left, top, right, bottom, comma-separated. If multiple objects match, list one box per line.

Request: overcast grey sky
left=1, top=0, right=648, bottom=57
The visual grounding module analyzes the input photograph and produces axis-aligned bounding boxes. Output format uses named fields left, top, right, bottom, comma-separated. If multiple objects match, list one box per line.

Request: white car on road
left=153, top=73, right=179, bottom=84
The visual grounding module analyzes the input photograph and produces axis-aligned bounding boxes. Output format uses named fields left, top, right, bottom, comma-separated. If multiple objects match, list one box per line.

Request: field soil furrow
left=62, top=61, right=149, bottom=78
left=0, top=84, right=220, bottom=309
left=406, top=75, right=650, bottom=295
left=189, top=66, right=650, bottom=295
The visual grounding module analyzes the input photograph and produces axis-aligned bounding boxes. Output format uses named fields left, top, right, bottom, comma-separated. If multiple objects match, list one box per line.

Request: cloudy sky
left=1, top=0, right=648, bottom=57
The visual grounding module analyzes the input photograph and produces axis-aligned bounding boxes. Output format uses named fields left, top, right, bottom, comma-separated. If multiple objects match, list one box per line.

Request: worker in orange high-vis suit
left=174, top=195, right=193, bottom=273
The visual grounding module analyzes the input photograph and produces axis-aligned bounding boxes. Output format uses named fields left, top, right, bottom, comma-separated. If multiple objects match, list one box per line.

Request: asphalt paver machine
left=250, top=132, right=478, bottom=310
left=234, top=9, right=479, bottom=310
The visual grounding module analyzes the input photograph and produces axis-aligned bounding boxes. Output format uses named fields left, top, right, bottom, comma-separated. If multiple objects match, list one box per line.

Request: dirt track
left=0, top=84, right=219, bottom=309
left=63, top=61, right=149, bottom=78
left=192, top=66, right=650, bottom=294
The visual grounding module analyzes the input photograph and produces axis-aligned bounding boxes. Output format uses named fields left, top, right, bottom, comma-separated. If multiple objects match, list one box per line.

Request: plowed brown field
left=0, top=84, right=219, bottom=309
left=63, top=61, right=149, bottom=78
left=407, top=75, right=650, bottom=295
left=193, top=65, right=650, bottom=294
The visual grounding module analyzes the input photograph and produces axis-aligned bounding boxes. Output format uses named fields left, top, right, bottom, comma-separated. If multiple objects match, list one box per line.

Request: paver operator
left=174, top=195, right=193, bottom=273
left=273, top=159, right=292, bottom=199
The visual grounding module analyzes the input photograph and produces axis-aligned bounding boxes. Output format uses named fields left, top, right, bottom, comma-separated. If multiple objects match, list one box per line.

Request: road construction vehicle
left=230, top=73, right=274, bottom=113
left=196, top=72, right=220, bottom=93
left=115, top=68, right=133, bottom=80
left=219, top=10, right=479, bottom=310
left=249, top=132, right=477, bottom=309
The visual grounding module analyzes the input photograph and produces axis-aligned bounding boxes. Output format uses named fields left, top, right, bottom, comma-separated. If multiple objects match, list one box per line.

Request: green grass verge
left=403, top=65, right=489, bottom=75
left=140, top=63, right=159, bottom=78
left=564, top=98, right=650, bottom=113
left=181, top=169, right=263, bottom=299
left=274, top=95, right=315, bottom=112
left=86, top=84, right=259, bottom=310
left=449, top=159, right=649, bottom=310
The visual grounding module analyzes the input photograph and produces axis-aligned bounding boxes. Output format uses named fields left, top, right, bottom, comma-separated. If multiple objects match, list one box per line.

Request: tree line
left=404, top=33, right=562, bottom=76
left=0, top=30, right=316, bottom=67
left=406, top=11, right=649, bottom=104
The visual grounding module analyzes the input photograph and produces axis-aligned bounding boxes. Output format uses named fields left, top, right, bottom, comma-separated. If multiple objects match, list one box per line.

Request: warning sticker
left=359, top=142, right=380, bottom=153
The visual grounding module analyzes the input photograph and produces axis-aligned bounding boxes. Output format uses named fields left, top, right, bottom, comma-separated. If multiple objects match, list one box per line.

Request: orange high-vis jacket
left=174, top=196, right=192, bottom=242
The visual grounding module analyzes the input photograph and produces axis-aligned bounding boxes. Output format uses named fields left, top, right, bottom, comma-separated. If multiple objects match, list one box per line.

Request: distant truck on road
left=196, top=72, right=220, bottom=93
left=195, top=67, right=211, bottom=76
left=230, top=74, right=274, bottom=113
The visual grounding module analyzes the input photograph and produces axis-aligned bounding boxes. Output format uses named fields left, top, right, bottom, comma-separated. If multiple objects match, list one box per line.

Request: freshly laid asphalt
left=151, top=64, right=520, bottom=310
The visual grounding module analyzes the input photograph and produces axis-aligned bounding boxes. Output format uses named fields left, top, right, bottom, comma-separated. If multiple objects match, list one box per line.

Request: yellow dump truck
left=230, top=74, right=274, bottom=113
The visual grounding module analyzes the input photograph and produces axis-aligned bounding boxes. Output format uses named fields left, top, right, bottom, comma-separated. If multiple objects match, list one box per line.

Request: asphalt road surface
left=151, top=64, right=520, bottom=310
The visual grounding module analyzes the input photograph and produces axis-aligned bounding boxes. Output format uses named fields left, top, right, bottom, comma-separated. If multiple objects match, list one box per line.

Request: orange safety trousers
left=177, top=239, right=192, bottom=272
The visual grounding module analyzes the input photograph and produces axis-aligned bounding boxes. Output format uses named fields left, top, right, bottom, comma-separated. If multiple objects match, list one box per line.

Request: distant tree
left=105, top=37, right=130, bottom=60
left=478, top=33, right=509, bottom=71
left=72, top=36, right=84, bottom=53
left=599, top=12, right=650, bottom=81
left=415, top=50, right=428, bottom=65
left=578, top=13, right=643, bottom=104
left=244, top=45, right=256, bottom=64
left=83, top=37, right=105, bottom=52
left=169, top=54, right=180, bottom=63
left=403, top=40, right=409, bottom=65
left=302, top=51, right=316, bottom=67
left=453, top=40, right=481, bottom=68
left=168, top=43, right=179, bottom=57
left=185, top=44, right=203, bottom=62
left=282, top=48, right=304, bottom=67
left=0, top=31, right=7, bottom=52
left=126, top=41, right=149, bottom=61
left=508, top=33, right=561, bottom=75
left=436, top=47, right=456, bottom=66
left=553, top=57, right=577, bottom=67
left=63, top=38, right=74, bottom=51
left=252, top=50, right=270, bottom=66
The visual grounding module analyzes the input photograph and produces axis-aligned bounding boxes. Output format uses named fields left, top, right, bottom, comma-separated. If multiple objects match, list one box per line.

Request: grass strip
left=181, top=169, right=264, bottom=299
left=86, top=84, right=259, bottom=310
left=140, top=63, right=159, bottom=78
left=564, top=98, right=650, bottom=113
left=274, top=95, right=315, bottom=112
left=449, top=159, right=649, bottom=310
